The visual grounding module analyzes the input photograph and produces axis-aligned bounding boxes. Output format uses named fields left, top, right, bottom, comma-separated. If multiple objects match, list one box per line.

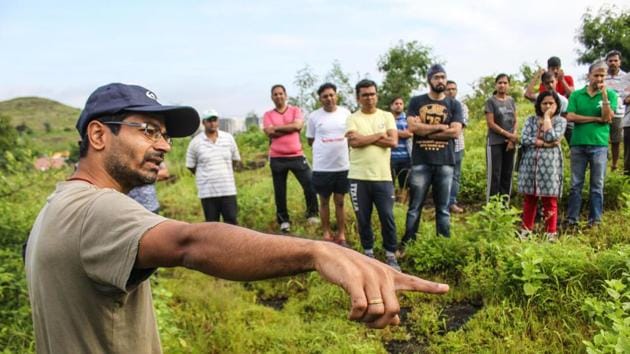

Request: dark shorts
left=610, top=117, right=623, bottom=143
left=312, top=170, right=349, bottom=197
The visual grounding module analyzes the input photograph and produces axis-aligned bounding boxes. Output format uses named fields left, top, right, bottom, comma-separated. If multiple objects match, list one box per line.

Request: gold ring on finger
left=368, top=298, right=384, bottom=305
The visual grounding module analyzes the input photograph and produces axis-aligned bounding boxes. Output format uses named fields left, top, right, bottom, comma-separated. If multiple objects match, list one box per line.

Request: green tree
left=324, top=60, right=357, bottom=112
left=377, top=40, right=434, bottom=110
left=288, top=65, right=319, bottom=113
left=576, top=5, right=630, bottom=72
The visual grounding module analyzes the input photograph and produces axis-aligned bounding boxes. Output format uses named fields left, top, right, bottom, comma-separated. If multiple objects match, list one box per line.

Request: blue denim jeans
left=449, top=150, right=464, bottom=206
left=402, top=164, right=454, bottom=244
left=348, top=180, right=397, bottom=252
left=567, top=146, right=608, bottom=224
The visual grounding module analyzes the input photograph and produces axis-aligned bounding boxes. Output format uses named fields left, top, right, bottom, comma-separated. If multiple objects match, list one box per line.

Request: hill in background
left=0, top=97, right=81, bottom=154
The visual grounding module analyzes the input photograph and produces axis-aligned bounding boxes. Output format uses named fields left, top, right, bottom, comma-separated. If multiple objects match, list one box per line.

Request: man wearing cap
left=263, top=84, right=319, bottom=233
left=24, top=82, right=449, bottom=353
left=186, top=109, right=241, bottom=224
left=401, top=64, right=464, bottom=247
left=604, top=50, right=627, bottom=171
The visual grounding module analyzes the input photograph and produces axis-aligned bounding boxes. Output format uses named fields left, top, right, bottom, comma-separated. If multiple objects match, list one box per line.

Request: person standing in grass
left=25, top=83, right=449, bottom=354
left=604, top=50, right=627, bottom=172
left=485, top=73, right=519, bottom=203
left=389, top=96, right=412, bottom=198
left=306, top=83, right=351, bottom=246
left=565, top=61, right=618, bottom=228
left=401, top=65, right=464, bottom=246
left=345, top=79, right=400, bottom=271
left=445, top=80, right=468, bottom=214
left=263, top=84, right=319, bottom=233
left=517, top=91, right=566, bottom=242
left=186, top=109, right=241, bottom=225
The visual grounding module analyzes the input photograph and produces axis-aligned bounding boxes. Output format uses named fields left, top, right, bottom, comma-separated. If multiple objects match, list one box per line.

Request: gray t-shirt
left=25, top=181, right=167, bottom=354
left=485, top=96, right=517, bottom=145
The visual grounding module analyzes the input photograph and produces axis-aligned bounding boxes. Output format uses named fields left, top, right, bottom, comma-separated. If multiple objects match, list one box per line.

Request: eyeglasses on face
left=103, top=121, right=172, bottom=145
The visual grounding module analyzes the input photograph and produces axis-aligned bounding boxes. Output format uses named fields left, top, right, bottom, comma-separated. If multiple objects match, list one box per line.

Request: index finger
left=394, top=272, right=449, bottom=294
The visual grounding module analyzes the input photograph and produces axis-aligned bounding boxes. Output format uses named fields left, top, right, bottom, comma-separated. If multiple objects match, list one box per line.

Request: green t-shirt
left=346, top=109, right=396, bottom=181
left=567, top=86, right=618, bottom=146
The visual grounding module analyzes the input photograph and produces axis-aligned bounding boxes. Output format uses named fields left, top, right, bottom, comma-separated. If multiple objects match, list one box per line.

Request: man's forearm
left=275, top=122, right=303, bottom=133
left=348, top=133, right=383, bottom=148
left=567, top=113, right=601, bottom=124
left=373, top=136, right=398, bottom=148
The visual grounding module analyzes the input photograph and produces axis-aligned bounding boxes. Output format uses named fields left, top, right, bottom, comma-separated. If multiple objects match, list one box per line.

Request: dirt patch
left=256, top=296, right=288, bottom=310
left=385, top=339, right=427, bottom=354
left=438, top=301, right=482, bottom=333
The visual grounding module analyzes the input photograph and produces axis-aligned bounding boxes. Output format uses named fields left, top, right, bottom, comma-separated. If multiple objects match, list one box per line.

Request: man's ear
left=86, top=121, right=108, bottom=152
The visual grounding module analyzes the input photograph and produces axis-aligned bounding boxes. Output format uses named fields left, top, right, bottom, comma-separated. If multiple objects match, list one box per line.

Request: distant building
left=219, top=117, right=244, bottom=134
left=245, top=116, right=260, bottom=129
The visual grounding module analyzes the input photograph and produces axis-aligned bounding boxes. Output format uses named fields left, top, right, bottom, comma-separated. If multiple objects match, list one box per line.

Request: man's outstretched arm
left=136, top=221, right=449, bottom=328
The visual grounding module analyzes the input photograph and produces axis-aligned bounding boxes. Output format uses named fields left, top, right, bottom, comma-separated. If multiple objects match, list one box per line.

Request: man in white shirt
left=306, top=83, right=351, bottom=246
left=186, top=109, right=241, bottom=224
left=604, top=50, right=627, bottom=171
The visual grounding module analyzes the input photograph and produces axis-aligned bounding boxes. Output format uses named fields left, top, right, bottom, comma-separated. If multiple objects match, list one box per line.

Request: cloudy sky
left=1, top=0, right=626, bottom=118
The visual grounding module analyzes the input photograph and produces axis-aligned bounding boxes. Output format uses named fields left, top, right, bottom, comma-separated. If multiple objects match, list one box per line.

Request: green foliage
left=377, top=40, right=434, bottom=110
left=577, top=5, right=630, bottom=72
left=582, top=262, right=630, bottom=353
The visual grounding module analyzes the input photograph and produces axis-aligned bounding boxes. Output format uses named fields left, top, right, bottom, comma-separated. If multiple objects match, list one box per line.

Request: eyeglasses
left=360, top=92, right=377, bottom=98
left=103, top=121, right=172, bottom=145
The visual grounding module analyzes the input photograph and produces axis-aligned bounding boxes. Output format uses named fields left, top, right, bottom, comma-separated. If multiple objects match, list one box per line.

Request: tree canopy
left=576, top=5, right=629, bottom=72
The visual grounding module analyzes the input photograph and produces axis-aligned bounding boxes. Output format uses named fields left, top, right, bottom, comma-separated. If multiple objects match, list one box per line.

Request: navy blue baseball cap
left=76, top=83, right=200, bottom=138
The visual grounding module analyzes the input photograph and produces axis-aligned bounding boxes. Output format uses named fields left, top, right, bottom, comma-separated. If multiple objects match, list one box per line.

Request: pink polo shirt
left=263, top=105, right=304, bottom=158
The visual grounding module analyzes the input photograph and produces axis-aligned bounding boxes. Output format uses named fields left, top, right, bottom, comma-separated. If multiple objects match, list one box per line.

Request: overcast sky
left=1, top=0, right=627, bottom=118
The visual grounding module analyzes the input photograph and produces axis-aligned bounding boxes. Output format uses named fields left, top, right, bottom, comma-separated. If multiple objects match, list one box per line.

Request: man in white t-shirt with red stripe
left=263, top=84, right=319, bottom=233
left=306, top=83, right=351, bottom=246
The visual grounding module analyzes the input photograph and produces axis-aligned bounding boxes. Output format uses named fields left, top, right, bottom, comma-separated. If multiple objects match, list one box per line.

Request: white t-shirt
left=186, top=130, right=241, bottom=198
left=306, top=106, right=351, bottom=172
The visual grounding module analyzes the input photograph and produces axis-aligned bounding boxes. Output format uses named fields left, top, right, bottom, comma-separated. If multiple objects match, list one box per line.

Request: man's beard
left=105, top=150, right=159, bottom=191
left=431, top=83, right=446, bottom=93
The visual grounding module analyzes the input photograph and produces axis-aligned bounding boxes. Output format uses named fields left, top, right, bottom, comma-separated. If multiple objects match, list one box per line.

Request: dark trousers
left=486, top=143, right=515, bottom=201
left=624, top=127, right=630, bottom=176
left=391, top=159, right=411, bottom=189
left=270, top=156, right=318, bottom=224
left=348, top=179, right=397, bottom=252
left=201, top=195, right=238, bottom=225
left=564, top=126, right=573, bottom=145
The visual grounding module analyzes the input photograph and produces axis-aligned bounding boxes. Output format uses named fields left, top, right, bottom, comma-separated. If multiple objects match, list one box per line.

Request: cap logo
left=146, top=90, right=158, bottom=100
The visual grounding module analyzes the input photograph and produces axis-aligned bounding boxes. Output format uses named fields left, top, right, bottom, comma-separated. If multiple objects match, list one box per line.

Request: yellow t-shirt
left=346, top=109, right=396, bottom=181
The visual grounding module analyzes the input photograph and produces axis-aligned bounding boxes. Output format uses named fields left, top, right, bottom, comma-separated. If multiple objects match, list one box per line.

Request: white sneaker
left=545, top=232, right=558, bottom=243
left=518, top=229, right=531, bottom=241
left=307, top=216, right=320, bottom=225
left=280, top=222, right=291, bottom=233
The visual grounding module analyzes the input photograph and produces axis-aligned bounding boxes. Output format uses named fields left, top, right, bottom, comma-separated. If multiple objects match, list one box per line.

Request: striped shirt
left=186, top=130, right=241, bottom=198
left=391, top=113, right=410, bottom=161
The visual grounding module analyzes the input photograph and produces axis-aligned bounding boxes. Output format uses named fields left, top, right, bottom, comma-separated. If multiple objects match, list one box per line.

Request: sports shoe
left=280, top=222, right=291, bottom=233
left=307, top=216, right=321, bottom=225
left=364, top=250, right=375, bottom=258
left=449, top=204, right=464, bottom=213
left=545, top=232, right=558, bottom=243
left=386, top=255, right=401, bottom=272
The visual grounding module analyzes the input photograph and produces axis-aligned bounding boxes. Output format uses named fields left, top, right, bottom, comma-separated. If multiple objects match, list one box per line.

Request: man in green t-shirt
left=25, top=83, right=449, bottom=354
left=566, top=61, right=618, bottom=227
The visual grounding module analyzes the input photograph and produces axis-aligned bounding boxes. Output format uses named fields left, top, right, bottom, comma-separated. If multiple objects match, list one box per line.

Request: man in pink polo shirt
left=264, top=84, right=319, bottom=233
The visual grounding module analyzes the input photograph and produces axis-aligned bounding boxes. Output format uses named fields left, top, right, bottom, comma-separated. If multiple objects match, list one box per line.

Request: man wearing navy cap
left=401, top=65, right=464, bottom=247
left=24, top=83, right=448, bottom=353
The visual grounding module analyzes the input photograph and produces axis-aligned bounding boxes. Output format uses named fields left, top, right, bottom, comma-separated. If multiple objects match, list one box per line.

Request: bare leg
left=319, top=194, right=333, bottom=241
left=334, top=193, right=346, bottom=241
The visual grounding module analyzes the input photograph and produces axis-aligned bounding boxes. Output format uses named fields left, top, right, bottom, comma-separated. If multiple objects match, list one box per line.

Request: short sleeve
left=185, top=138, right=197, bottom=168
left=565, top=75, right=574, bottom=87
left=567, top=93, right=577, bottom=114
left=484, top=98, right=494, bottom=114
left=230, top=135, right=241, bottom=161
left=384, top=112, right=396, bottom=131
left=293, top=106, right=304, bottom=122
left=406, top=97, right=418, bottom=117
left=80, top=190, right=167, bottom=293
left=346, top=115, right=357, bottom=133
left=450, top=100, right=464, bottom=125
left=263, top=111, right=273, bottom=128
left=609, top=89, right=619, bottom=112
left=306, top=112, right=315, bottom=138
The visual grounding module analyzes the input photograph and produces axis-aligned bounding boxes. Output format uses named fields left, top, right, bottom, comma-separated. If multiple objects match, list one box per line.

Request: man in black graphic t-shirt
left=401, top=64, right=464, bottom=246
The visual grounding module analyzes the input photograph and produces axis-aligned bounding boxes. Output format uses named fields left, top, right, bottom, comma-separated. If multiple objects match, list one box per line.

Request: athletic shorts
left=611, top=116, right=623, bottom=143
left=312, top=170, right=349, bottom=197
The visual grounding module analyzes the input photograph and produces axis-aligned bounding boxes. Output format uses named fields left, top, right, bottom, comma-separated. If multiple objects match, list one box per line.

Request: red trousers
left=521, top=194, right=558, bottom=233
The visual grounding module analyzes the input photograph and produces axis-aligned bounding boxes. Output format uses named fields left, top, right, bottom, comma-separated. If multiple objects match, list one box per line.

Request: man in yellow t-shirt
left=346, top=79, right=400, bottom=271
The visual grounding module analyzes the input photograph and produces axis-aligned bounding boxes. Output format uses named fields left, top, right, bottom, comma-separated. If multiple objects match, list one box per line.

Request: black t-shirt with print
left=406, top=94, right=464, bottom=165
